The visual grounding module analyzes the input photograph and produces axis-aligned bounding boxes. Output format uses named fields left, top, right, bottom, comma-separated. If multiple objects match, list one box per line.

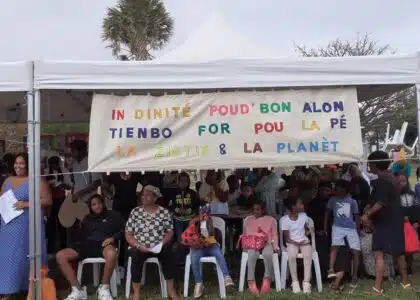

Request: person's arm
left=271, top=218, right=280, bottom=251
left=352, top=199, right=360, bottom=231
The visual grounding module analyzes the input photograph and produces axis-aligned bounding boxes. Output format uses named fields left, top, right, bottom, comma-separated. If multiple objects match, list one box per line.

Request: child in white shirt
left=281, top=197, right=313, bottom=294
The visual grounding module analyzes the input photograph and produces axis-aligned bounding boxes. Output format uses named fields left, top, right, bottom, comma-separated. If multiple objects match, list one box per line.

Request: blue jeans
left=190, top=245, right=230, bottom=283
left=173, top=219, right=190, bottom=243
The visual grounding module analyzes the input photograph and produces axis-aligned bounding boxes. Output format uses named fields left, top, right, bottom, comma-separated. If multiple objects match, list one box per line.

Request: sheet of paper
left=150, top=242, right=163, bottom=254
left=0, top=190, right=24, bottom=224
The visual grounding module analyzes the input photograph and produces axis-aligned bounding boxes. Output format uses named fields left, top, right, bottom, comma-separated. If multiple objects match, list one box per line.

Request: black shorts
left=77, top=240, right=105, bottom=260
left=372, top=222, right=405, bottom=257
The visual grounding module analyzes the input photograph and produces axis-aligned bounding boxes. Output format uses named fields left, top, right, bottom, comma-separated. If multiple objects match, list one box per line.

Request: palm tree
left=102, top=0, right=174, bottom=60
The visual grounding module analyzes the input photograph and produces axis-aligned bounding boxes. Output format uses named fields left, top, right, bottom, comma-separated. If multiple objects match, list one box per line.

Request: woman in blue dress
left=0, top=153, right=52, bottom=299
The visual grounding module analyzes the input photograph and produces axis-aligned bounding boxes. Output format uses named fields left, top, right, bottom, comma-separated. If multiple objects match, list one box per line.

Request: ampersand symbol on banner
left=219, top=143, right=227, bottom=155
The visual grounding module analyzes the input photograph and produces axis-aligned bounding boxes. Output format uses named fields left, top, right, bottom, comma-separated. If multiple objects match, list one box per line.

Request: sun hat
left=142, top=185, right=162, bottom=198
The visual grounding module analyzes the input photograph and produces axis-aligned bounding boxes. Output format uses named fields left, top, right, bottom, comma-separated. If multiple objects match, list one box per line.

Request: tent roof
left=156, top=12, right=280, bottom=62
left=35, top=52, right=419, bottom=93
left=1, top=53, right=419, bottom=123
left=0, top=61, right=32, bottom=92
left=0, top=61, right=32, bottom=123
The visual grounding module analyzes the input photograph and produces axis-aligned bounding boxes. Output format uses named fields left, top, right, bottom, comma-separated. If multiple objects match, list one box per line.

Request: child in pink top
left=243, top=202, right=279, bottom=296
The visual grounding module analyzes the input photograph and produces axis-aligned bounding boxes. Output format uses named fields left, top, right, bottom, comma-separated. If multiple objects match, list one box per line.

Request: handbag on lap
left=181, top=223, right=202, bottom=249
left=238, top=227, right=268, bottom=251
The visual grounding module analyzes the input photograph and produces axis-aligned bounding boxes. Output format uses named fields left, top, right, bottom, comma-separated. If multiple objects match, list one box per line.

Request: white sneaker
left=97, top=285, right=114, bottom=300
left=193, top=283, right=204, bottom=299
left=291, top=281, right=301, bottom=294
left=64, top=286, right=87, bottom=300
left=303, top=281, right=311, bottom=294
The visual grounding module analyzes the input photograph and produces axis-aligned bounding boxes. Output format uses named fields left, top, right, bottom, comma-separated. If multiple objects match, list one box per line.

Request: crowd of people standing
left=0, top=143, right=418, bottom=299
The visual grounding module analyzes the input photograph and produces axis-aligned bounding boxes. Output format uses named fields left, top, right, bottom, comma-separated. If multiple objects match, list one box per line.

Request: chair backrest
left=278, top=215, right=287, bottom=252
left=278, top=215, right=316, bottom=253
left=242, top=215, right=253, bottom=233
left=211, top=216, right=226, bottom=254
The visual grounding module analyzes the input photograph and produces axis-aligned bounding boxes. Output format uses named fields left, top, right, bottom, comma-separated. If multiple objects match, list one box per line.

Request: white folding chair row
left=183, top=216, right=227, bottom=298
left=125, top=256, right=168, bottom=299
left=279, top=216, right=323, bottom=292
left=238, top=216, right=281, bottom=292
left=76, top=258, right=119, bottom=297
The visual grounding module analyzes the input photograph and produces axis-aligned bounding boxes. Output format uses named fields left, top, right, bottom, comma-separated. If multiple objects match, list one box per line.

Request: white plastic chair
left=279, top=216, right=323, bottom=292
left=125, top=256, right=168, bottom=299
left=183, top=216, right=227, bottom=298
left=238, top=216, right=281, bottom=292
left=76, top=258, right=118, bottom=297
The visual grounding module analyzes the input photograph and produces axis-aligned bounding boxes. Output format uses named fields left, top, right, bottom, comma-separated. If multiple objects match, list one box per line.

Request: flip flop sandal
left=371, top=287, right=384, bottom=296
left=401, top=283, right=411, bottom=289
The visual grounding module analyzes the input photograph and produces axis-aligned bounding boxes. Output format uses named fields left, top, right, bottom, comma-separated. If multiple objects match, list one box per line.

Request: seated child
left=243, top=202, right=279, bottom=296
left=188, top=206, right=234, bottom=299
left=280, top=196, right=313, bottom=294
left=324, top=179, right=360, bottom=289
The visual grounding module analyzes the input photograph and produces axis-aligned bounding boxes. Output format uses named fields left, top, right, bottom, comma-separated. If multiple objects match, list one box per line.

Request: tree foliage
left=102, top=0, right=174, bottom=60
left=294, top=33, right=417, bottom=146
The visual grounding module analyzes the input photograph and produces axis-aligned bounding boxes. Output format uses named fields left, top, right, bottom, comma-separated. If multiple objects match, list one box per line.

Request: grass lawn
left=60, top=255, right=420, bottom=300
left=79, top=273, right=420, bottom=300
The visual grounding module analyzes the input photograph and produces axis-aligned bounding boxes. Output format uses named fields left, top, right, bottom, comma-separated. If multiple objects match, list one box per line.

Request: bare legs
left=102, top=246, right=118, bottom=285
left=56, top=248, right=81, bottom=288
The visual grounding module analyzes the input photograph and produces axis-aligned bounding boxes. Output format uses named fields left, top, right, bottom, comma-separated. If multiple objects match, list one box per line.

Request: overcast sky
left=0, top=0, right=419, bottom=61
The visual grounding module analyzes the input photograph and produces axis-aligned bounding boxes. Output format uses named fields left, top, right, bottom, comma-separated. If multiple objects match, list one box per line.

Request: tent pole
left=416, top=84, right=420, bottom=158
left=34, top=89, right=42, bottom=300
left=27, top=89, right=38, bottom=300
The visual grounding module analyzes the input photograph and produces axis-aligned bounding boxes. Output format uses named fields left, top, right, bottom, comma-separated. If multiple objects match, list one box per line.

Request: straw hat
left=142, top=185, right=162, bottom=198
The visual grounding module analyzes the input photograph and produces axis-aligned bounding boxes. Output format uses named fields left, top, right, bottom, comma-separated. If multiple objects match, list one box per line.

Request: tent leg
left=27, top=90, right=37, bottom=300
left=416, top=84, right=420, bottom=158
left=34, top=90, right=42, bottom=300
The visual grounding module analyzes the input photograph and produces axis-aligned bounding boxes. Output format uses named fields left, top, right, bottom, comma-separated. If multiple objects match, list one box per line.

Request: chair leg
left=312, top=253, right=323, bottom=292
left=183, top=255, right=191, bottom=298
left=239, top=252, right=248, bottom=292
left=76, top=262, right=83, bottom=285
left=125, top=257, right=132, bottom=299
left=157, top=262, right=168, bottom=298
left=93, top=263, right=101, bottom=287
left=140, top=262, right=147, bottom=285
left=215, top=263, right=226, bottom=299
left=273, top=254, right=281, bottom=292
left=280, top=253, right=288, bottom=289
left=110, top=269, right=118, bottom=297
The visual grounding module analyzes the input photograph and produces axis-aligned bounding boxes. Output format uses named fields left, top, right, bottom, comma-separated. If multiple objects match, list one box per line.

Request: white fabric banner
left=88, top=88, right=362, bottom=172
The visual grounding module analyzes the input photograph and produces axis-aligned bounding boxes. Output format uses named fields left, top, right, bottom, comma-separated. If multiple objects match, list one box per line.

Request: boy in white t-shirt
left=281, top=197, right=313, bottom=294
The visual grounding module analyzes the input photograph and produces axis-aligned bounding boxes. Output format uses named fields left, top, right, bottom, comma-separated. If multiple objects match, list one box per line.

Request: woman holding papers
left=125, top=185, right=180, bottom=300
left=56, top=194, right=124, bottom=300
left=0, top=153, right=52, bottom=299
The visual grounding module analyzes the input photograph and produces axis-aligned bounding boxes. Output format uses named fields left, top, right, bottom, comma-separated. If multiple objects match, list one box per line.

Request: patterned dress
left=0, top=179, right=47, bottom=294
